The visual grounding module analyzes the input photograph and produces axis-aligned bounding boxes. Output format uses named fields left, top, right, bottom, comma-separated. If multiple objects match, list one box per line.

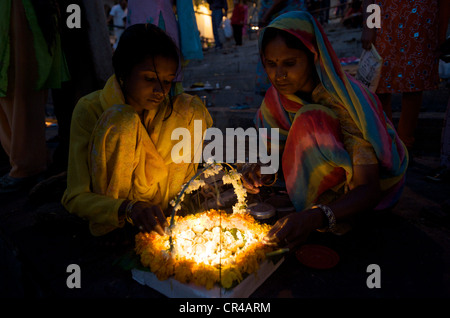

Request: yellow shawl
left=62, top=75, right=212, bottom=236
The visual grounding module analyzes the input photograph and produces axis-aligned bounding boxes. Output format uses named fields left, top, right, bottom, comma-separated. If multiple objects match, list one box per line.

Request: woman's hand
left=263, top=208, right=324, bottom=249
left=240, top=163, right=277, bottom=194
left=241, top=164, right=263, bottom=194
left=129, top=201, right=168, bottom=235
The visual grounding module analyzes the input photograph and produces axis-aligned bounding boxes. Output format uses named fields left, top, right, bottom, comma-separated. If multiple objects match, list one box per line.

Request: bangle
left=125, top=200, right=139, bottom=225
left=312, top=204, right=337, bottom=234
left=262, top=173, right=278, bottom=187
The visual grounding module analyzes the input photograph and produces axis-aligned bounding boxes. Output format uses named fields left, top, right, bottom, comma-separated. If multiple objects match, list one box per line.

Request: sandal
left=0, top=173, right=45, bottom=194
left=426, top=167, right=450, bottom=183
left=229, top=103, right=250, bottom=110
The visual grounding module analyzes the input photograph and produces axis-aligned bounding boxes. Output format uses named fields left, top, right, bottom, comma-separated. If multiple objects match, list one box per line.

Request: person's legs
left=427, top=97, right=450, bottom=182
left=51, top=84, right=77, bottom=175
left=337, top=0, right=346, bottom=17
left=0, top=98, right=12, bottom=161
left=211, top=9, right=223, bottom=49
left=0, top=0, right=48, bottom=192
left=397, top=91, right=423, bottom=149
left=441, top=97, right=450, bottom=168
left=323, top=0, right=330, bottom=24
left=232, top=24, right=243, bottom=45
left=377, top=92, right=393, bottom=122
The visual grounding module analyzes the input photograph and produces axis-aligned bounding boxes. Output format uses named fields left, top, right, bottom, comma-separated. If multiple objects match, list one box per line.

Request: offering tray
left=131, top=257, right=284, bottom=298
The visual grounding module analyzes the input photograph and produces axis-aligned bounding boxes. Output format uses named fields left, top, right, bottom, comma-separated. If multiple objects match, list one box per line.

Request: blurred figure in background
left=427, top=97, right=450, bottom=183
left=319, top=0, right=330, bottom=25
left=336, top=0, right=347, bottom=18
left=176, top=0, right=204, bottom=61
left=108, top=0, right=128, bottom=50
left=231, top=0, right=247, bottom=46
left=361, top=0, right=449, bottom=152
left=48, top=0, right=113, bottom=177
left=207, top=0, right=228, bottom=50
left=341, top=0, right=362, bottom=28
left=0, top=0, right=69, bottom=193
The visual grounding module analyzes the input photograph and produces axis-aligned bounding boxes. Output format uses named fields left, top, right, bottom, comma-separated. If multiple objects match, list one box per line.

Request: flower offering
left=135, top=209, right=274, bottom=289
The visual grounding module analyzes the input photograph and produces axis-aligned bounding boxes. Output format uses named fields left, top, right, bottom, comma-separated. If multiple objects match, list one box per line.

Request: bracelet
left=125, top=200, right=139, bottom=225
left=312, top=204, right=337, bottom=234
left=262, top=173, right=278, bottom=187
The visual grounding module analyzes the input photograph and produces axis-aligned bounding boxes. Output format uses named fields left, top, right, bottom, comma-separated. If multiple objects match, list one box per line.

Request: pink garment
left=127, top=0, right=180, bottom=47
left=0, top=0, right=48, bottom=178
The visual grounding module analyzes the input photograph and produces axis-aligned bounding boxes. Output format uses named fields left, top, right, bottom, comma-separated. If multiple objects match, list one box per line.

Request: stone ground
left=1, top=20, right=449, bottom=302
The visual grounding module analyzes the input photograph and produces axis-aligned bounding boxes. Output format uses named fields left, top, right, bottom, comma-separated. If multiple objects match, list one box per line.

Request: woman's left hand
left=263, top=208, right=323, bottom=249
left=240, top=163, right=264, bottom=194
left=130, top=202, right=168, bottom=235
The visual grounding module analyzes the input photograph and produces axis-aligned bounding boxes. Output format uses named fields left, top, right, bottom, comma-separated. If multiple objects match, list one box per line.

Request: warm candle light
left=135, top=210, right=274, bottom=290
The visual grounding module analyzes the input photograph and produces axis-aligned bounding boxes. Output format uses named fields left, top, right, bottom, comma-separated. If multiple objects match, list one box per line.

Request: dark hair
left=112, top=23, right=181, bottom=119
left=261, top=27, right=314, bottom=62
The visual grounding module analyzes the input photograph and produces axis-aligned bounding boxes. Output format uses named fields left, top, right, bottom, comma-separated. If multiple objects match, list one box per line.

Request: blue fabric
left=177, top=0, right=203, bottom=60
left=211, top=9, right=223, bottom=48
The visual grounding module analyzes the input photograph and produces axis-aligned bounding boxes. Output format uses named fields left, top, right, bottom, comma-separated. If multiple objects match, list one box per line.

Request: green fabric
left=0, top=1, right=11, bottom=97
left=0, top=0, right=70, bottom=97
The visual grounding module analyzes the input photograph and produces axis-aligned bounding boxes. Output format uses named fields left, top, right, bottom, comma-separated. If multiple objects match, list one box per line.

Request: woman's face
left=263, top=35, right=316, bottom=96
left=123, top=55, right=177, bottom=114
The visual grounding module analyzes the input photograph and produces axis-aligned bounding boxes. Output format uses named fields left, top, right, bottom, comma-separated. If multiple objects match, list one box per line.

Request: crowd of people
left=0, top=0, right=448, bottom=250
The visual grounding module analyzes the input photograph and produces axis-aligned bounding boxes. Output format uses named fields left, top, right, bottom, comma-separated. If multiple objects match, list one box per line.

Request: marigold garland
left=135, top=209, right=274, bottom=289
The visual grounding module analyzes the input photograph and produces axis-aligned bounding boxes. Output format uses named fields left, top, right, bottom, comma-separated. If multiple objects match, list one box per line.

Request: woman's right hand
left=240, top=163, right=264, bottom=194
left=240, top=163, right=277, bottom=194
left=263, top=208, right=324, bottom=249
left=129, top=201, right=168, bottom=235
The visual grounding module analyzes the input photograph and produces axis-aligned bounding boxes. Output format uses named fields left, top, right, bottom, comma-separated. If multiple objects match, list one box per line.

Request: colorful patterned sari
left=255, top=11, right=409, bottom=211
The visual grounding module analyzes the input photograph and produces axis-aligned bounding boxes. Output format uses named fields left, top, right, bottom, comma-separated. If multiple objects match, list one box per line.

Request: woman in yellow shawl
left=62, top=24, right=212, bottom=237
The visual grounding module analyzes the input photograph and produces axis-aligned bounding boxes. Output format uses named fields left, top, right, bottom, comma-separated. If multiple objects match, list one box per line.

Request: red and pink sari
left=255, top=11, right=409, bottom=211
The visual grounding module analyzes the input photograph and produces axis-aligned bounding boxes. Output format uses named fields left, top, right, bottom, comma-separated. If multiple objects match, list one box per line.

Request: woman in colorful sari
left=255, top=1, right=308, bottom=96
left=61, top=24, right=212, bottom=237
left=242, top=11, right=408, bottom=248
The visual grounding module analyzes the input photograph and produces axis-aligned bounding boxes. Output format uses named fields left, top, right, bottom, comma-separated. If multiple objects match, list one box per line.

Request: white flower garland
left=169, top=158, right=248, bottom=216
left=221, top=169, right=248, bottom=214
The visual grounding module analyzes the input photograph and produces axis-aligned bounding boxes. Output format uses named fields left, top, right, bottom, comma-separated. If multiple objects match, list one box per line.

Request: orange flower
left=134, top=209, right=274, bottom=289
left=220, top=266, right=243, bottom=289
